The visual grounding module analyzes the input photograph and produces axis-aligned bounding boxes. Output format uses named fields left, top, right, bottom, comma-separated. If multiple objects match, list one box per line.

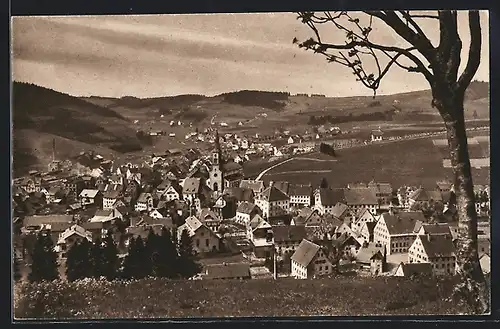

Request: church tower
left=209, top=130, right=224, bottom=196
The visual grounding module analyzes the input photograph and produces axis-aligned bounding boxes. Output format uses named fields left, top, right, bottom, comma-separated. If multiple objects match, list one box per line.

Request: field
left=14, top=276, right=470, bottom=319
left=262, top=135, right=490, bottom=188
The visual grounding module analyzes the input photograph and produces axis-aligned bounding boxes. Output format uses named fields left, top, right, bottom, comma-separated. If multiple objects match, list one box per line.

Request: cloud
left=11, top=12, right=489, bottom=98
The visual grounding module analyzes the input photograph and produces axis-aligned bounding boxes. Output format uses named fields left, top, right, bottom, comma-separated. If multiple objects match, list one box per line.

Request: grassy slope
left=262, top=135, right=490, bottom=188
left=14, top=276, right=467, bottom=319
left=12, top=82, right=141, bottom=175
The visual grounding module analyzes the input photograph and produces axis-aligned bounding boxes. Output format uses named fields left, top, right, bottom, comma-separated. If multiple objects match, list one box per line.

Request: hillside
left=14, top=276, right=471, bottom=319
left=12, top=82, right=144, bottom=175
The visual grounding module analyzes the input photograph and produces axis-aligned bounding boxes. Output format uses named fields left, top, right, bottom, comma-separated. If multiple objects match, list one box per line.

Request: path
left=255, top=157, right=294, bottom=180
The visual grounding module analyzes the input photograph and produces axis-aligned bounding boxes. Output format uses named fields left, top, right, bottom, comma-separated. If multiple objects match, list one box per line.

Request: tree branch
left=457, top=11, right=482, bottom=93
left=366, top=11, right=437, bottom=65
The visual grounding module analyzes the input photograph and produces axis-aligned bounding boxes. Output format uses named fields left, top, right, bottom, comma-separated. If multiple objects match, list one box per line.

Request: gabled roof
left=330, top=202, right=350, bottom=218
left=291, top=239, right=321, bottom=267
left=343, top=187, right=378, bottom=205
left=419, top=234, right=456, bottom=258
left=318, top=188, right=345, bottom=206
left=272, top=225, right=306, bottom=243
left=371, top=129, right=383, bottom=136
left=236, top=201, right=258, bottom=215
left=57, top=224, right=92, bottom=244
left=289, top=184, right=313, bottom=197
left=183, top=178, right=201, bottom=194
left=225, top=187, right=254, bottom=202
left=382, top=211, right=425, bottom=235
left=239, top=180, right=264, bottom=193
left=79, top=189, right=99, bottom=198
left=409, top=188, right=443, bottom=202
left=356, top=242, right=385, bottom=264
left=157, top=179, right=172, bottom=190
left=199, top=208, right=221, bottom=222
left=251, top=215, right=271, bottom=231
left=137, top=192, right=153, bottom=203
left=361, top=221, right=377, bottom=236
left=185, top=216, right=204, bottom=232
left=103, top=189, right=121, bottom=199
left=397, top=262, right=433, bottom=276
left=418, top=223, right=452, bottom=235
left=272, top=181, right=290, bottom=195
left=260, top=186, right=290, bottom=202
left=368, top=181, right=393, bottom=194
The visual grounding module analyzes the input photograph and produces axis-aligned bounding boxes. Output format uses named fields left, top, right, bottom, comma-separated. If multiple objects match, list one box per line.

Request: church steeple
left=213, top=129, right=223, bottom=168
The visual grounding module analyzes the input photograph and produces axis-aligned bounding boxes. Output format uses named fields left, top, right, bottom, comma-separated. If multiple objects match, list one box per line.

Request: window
left=196, top=239, right=200, bottom=247
left=206, top=239, right=209, bottom=247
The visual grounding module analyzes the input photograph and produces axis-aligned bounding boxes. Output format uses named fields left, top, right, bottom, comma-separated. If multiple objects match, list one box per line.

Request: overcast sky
left=12, top=11, right=489, bottom=98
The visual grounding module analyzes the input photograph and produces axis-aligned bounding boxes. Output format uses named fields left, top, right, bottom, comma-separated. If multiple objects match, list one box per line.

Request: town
left=12, top=124, right=491, bottom=283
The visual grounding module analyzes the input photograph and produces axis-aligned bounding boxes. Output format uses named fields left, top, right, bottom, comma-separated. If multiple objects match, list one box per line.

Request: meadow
left=14, top=276, right=469, bottom=319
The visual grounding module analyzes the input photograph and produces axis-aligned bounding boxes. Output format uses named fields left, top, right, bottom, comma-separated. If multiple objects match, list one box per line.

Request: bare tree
left=295, top=10, right=488, bottom=313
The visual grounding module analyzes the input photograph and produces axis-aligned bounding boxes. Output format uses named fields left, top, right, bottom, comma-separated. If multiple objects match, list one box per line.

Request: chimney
left=427, top=234, right=432, bottom=242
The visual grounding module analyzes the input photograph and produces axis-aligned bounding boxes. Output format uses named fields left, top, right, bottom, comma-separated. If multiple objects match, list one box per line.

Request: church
left=208, top=130, right=244, bottom=198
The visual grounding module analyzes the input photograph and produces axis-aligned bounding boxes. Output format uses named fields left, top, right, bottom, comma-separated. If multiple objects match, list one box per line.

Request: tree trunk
left=438, top=96, right=489, bottom=314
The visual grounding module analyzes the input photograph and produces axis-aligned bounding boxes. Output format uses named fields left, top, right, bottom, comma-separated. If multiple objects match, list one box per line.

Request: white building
left=135, top=192, right=154, bottom=212
left=288, top=185, right=313, bottom=208
left=291, top=239, right=334, bottom=279
left=408, top=234, right=457, bottom=276
left=255, top=186, right=290, bottom=218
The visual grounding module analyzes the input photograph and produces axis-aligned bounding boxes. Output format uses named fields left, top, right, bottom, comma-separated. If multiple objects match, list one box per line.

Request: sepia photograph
left=11, top=10, right=491, bottom=319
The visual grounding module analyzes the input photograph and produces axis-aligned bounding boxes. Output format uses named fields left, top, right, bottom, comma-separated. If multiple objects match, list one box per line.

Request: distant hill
left=12, top=82, right=144, bottom=175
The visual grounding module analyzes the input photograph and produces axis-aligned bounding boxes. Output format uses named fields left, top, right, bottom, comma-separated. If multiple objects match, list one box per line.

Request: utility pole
left=273, top=247, right=277, bottom=280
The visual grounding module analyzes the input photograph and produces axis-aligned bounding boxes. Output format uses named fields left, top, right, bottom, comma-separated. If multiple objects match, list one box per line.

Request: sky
left=11, top=11, right=489, bottom=98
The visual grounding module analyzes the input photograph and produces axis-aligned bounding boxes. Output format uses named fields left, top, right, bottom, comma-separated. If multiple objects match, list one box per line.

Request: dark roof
left=291, top=239, right=321, bottom=267
left=239, top=180, right=264, bottom=193
left=272, top=181, right=290, bottom=195
left=409, top=188, right=443, bottom=202
left=137, top=192, right=153, bottom=203
left=419, top=223, right=452, bottom=235
left=330, top=202, right=350, bottom=218
left=225, top=187, right=254, bottom=202
left=204, top=263, right=251, bottom=279
left=236, top=201, right=258, bottom=215
left=319, top=188, right=345, bottom=206
left=183, top=178, right=201, bottom=194
left=261, top=186, right=290, bottom=202
left=272, top=225, right=306, bottom=243
left=289, top=184, right=313, bottom=197
left=419, top=234, right=456, bottom=258
left=343, top=187, right=378, bottom=205
left=362, top=221, right=377, bottom=236
left=382, top=211, right=425, bottom=235
left=222, top=161, right=243, bottom=173
left=104, top=189, right=121, bottom=199
left=81, top=221, right=106, bottom=231
left=356, top=243, right=385, bottom=264
left=371, top=129, right=383, bottom=136
left=398, top=262, right=433, bottom=276
left=24, top=215, right=73, bottom=227
left=367, top=181, right=393, bottom=194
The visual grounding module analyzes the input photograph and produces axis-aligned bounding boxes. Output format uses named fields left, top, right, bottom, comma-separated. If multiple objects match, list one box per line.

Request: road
left=254, top=126, right=489, bottom=180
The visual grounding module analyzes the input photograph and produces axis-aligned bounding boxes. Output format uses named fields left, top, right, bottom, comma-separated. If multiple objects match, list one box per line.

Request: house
left=20, top=176, right=42, bottom=194
left=373, top=211, right=426, bottom=255
left=397, top=186, right=418, bottom=209
left=408, top=187, right=443, bottom=210
left=79, top=189, right=102, bottom=208
left=239, top=180, right=265, bottom=194
left=203, top=263, right=251, bottom=280
left=355, top=242, right=386, bottom=275
left=155, top=179, right=172, bottom=197
left=81, top=221, right=112, bottom=241
left=177, top=216, right=220, bottom=254
left=291, top=239, right=334, bottom=279
left=126, top=167, right=142, bottom=184
left=235, top=202, right=260, bottom=225
left=287, top=136, right=294, bottom=144
left=248, top=216, right=274, bottom=258
left=359, top=221, right=377, bottom=242
left=272, top=225, right=307, bottom=257
left=408, top=234, right=456, bottom=276
left=255, top=186, right=290, bottom=218
left=102, top=189, right=122, bottom=210
left=288, top=184, right=313, bottom=208
left=394, top=262, right=433, bottom=277
left=313, top=188, right=345, bottom=215
left=371, top=129, right=383, bottom=142
left=45, top=186, right=66, bottom=204
left=367, top=181, right=393, bottom=209
left=351, top=207, right=378, bottom=233
left=343, top=187, right=378, bottom=215
left=55, top=224, right=93, bottom=259
left=182, top=178, right=202, bottom=203
left=89, top=208, right=123, bottom=223
left=224, top=187, right=255, bottom=206
left=436, top=180, right=453, bottom=193
left=198, top=208, right=223, bottom=233
left=479, top=253, right=490, bottom=275
left=415, top=222, right=453, bottom=237
left=270, top=181, right=290, bottom=195
left=135, top=193, right=154, bottom=212
left=329, top=202, right=351, bottom=224
left=332, top=232, right=363, bottom=257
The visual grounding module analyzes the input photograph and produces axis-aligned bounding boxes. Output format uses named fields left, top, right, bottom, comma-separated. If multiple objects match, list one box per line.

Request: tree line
left=308, top=110, right=395, bottom=125
left=20, top=228, right=201, bottom=283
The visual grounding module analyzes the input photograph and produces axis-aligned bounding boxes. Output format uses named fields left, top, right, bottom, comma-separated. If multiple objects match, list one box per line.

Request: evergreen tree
left=320, top=178, right=329, bottom=189
left=101, top=231, right=119, bottom=280
left=145, top=230, right=158, bottom=277
left=177, top=229, right=201, bottom=279
left=156, top=227, right=179, bottom=278
left=66, top=239, right=92, bottom=282
left=29, top=232, right=59, bottom=282
left=90, top=237, right=105, bottom=278
left=122, top=236, right=149, bottom=279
